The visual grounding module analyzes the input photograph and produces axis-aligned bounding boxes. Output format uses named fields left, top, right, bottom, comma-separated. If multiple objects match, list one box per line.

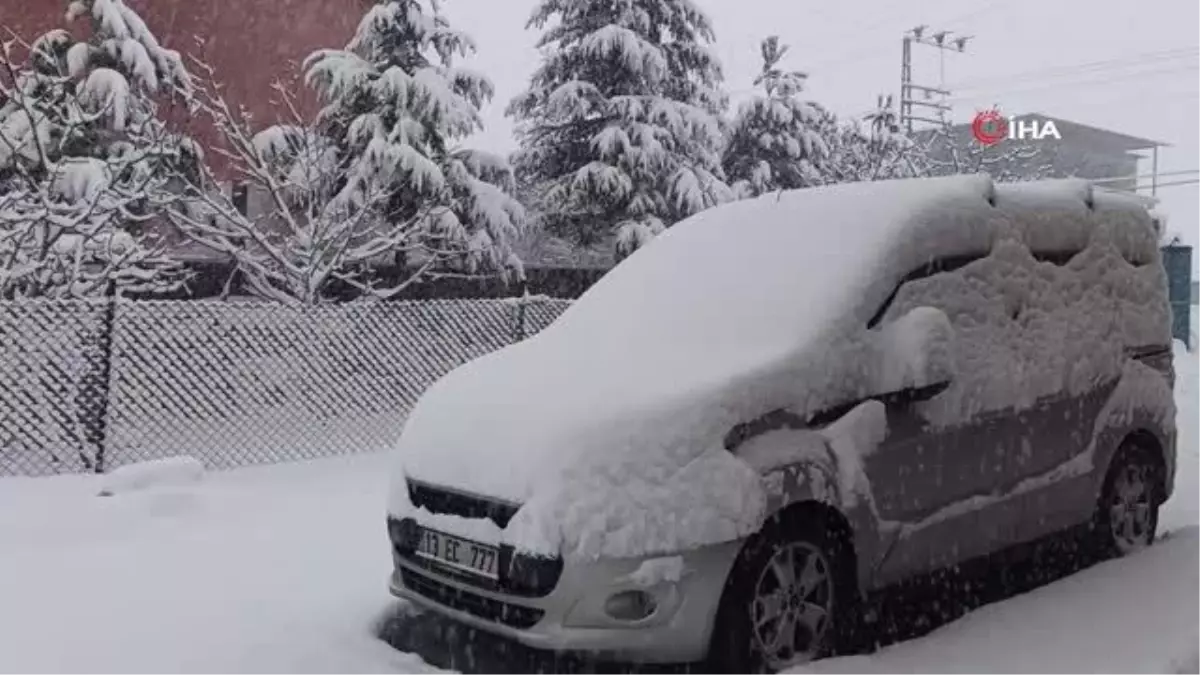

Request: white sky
left=440, top=0, right=1199, bottom=274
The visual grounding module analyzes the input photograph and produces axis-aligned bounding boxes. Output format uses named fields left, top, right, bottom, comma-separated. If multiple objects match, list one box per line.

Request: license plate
left=416, top=528, right=499, bottom=579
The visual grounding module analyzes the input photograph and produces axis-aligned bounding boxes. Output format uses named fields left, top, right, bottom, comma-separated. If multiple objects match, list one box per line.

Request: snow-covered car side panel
left=1083, top=357, right=1178, bottom=505
left=730, top=402, right=895, bottom=594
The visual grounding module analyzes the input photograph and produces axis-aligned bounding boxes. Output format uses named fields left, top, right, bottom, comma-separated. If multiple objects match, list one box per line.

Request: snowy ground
left=0, top=342, right=1196, bottom=673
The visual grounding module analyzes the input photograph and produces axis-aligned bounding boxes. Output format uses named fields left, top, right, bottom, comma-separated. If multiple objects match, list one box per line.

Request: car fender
left=1085, top=359, right=1177, bottom=502
left=729, top=417, right=892, bottom=598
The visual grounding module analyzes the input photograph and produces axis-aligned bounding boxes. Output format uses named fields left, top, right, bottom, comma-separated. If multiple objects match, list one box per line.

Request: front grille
left=401, top=568, right=545, bottom=630
left=407, top=479, right=520, bottom=528
left=394, top=482, right=564, bottom=598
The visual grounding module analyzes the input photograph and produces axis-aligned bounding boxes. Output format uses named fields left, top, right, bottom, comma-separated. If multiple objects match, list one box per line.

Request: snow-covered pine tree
left=507, top=0, right=734, bottom=261
left=301, top=0, right=524, bottom=285
left=822, top=95, right=927, bottom=184
left=0, top=0, right=197, bottom=299
left=722, top=36, right=829, bottom=198
left=166, top=1, right=524, bottom=304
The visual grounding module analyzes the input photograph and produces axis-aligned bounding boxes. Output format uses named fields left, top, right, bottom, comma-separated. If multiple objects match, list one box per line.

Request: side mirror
left=869, top=306, right=956, bottom=402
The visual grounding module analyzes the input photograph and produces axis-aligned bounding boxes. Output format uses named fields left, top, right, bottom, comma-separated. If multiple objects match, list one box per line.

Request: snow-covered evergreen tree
left=301, top=0, right=524, bottom=282
left=507, top=0, right=734, bottom=261
left=167, top=1, right=524, bottom=304
left=0, top=0, right=197, bottom=299
left=722, top=36, right=829, bottom=198
left=822, top=95, right=927, bottom=184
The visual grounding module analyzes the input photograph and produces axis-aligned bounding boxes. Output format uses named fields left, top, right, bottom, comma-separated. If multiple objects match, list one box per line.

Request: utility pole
left=900, top=25, right=970, bottom=134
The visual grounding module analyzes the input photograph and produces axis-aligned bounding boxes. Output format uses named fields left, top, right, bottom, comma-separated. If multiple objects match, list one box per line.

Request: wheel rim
left=1109, top=461, right=1154, bottom=554
left=750, top=541, right=834, bottom=670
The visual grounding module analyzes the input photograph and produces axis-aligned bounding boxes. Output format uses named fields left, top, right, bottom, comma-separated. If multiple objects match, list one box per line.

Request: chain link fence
left=0, top=296, right=572, bottom=477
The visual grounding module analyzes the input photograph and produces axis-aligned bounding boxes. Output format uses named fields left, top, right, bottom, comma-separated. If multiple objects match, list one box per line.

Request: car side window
left=867, top=246, right=1091, bottom=427
left=867, top=249, right=1082, bottom=329
left=867, top=254, right=983, bottom=329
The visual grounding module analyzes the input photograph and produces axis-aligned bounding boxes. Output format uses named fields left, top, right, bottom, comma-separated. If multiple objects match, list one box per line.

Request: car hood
left=392, top=330, right=803, bottom=506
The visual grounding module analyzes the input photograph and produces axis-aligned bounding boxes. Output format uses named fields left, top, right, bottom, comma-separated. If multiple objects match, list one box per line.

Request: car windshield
left=541, top=178, right=972, bottom=356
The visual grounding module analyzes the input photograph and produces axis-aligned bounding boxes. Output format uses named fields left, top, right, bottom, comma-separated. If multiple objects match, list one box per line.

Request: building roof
left=1028, top=114, right=1171, bottom=154
left=937, top=112, right=1170, bottom=155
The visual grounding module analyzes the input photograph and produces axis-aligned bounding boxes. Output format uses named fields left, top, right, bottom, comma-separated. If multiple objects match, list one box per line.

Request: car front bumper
left=389, top=540, right=742, bottom=664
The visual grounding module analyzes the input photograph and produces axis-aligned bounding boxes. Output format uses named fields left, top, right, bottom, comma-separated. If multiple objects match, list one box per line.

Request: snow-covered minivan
left=385, top=174, right=1176, bottom=671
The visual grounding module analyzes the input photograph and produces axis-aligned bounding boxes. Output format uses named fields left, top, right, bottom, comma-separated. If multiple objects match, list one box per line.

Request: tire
left=1091, top=439, right=1163, bottom=559
left=705, top=511, right=859, bottom=673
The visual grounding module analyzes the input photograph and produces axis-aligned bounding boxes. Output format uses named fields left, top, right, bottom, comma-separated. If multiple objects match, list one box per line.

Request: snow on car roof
left=542, top=173, right=996, bottom=360
left=542, top=174, right=1154, bottom=360
left=991, top=178, right=1160, bottom=263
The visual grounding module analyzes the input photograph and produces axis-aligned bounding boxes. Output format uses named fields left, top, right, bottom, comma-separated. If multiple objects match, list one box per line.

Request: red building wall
left=1, top=0, right=369, bottom=177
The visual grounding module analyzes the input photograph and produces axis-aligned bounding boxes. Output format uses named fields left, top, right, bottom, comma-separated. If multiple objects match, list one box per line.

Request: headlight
left=500, top=545, right=564, bottom=596
left=387, top=517, right=420, bottom=553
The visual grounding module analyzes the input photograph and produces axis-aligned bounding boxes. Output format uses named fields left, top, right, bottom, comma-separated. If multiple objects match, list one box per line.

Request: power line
left=1133, top=178, right=1199, bottom=190
left=812, top=0, right=1012, bottom=75
left=947, top=79, right=1196, bottom=109
left=807, top=0, right=962, bottom=73
left=944, top=62, right=1200, bottom=103
left=933, top=82, right=1199, bottom=118
left=1006, top=84, right=1200, bottom=108
left=948, top=47, right=1199, bottom=92
left=725, top=4, right=951, bottom=97
left=955, top=45, right=1200, bottom=90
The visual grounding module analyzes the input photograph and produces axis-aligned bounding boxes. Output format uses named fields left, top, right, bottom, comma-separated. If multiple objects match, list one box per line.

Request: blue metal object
left=1161, top=245, right=1192, bottom=349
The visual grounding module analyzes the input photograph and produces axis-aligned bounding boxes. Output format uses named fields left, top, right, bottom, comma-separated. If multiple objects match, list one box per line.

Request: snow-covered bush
left=507, top=0, right=734, bottom=261
left=722, top=36, right=829, bottom=198
left=822, top=95, right=928, bottom=184
left=169, top=1, right=524, bottom=304
left=918, top=112, right=1057, bottom=183
left=0, top=0, right=198, bottom=299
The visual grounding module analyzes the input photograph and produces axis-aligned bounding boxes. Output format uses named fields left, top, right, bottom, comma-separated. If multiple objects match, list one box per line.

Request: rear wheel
left=706, top=513, right=857, bottom=673
left=1093, top=440, right=1163, bottom=558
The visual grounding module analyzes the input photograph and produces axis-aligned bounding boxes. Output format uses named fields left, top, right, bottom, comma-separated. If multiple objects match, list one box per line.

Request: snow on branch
left=164, top=55, right=522, bottom=305
left=579, top=25, right=667, bottom=82
left=918, top=122, right=1058, bottom=184
left=818, top=95, right=928, bottom=185
left=66, top=0, right=194, bottom=97
left=229, top=0, right=527, bottom=302
left=0, top=7, right=198, bottom=300
left=509, top=0, right=732, bottom=257
left=722, top=36, right=829, bottom=197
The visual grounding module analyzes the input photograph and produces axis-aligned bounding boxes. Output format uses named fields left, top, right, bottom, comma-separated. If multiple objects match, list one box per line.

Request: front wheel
left=1092, top=440, right=1163, bottom=558
left=706, top=513, right=857, bottom=673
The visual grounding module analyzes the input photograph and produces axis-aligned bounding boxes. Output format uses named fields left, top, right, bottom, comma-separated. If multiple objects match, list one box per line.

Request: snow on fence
left=0, top=296, right=572, bottom=477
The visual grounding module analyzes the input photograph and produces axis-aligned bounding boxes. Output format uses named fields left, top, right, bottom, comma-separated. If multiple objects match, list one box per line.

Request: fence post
left=506, top=276, right=525, bottom=341
left=79, top=279, right=118, bottom=473
left=514, top=286, right=529, bottom=343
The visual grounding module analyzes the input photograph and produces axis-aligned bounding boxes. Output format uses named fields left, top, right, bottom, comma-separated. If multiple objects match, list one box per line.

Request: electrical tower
left=899, top=26, right=971, bottom=133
